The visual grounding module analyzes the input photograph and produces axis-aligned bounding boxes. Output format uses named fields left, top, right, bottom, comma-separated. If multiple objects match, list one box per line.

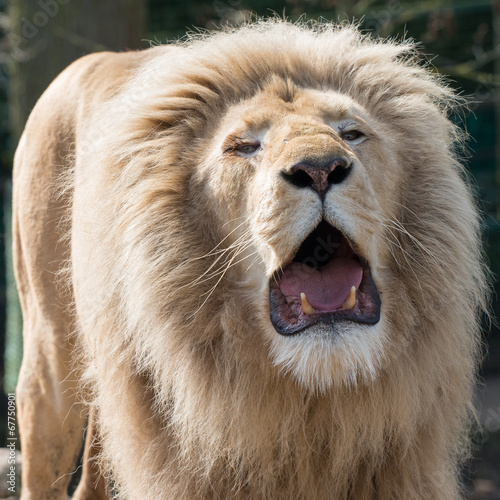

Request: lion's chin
left=269, top=321, right=388, bottom=392
left=269, top=220, right=381, bottom=336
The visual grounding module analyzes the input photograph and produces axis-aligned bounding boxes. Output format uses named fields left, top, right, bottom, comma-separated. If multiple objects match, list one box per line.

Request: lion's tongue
left=280, top=258, right=363, bottom=312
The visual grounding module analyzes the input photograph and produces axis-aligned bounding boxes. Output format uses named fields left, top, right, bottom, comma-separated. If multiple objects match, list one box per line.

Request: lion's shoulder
left=12, top=48, right=165, bottom=301
left=29, top=50, right=150, bottom=134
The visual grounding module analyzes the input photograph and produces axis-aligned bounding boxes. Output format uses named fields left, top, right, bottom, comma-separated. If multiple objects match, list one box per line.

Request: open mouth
left=269, top=220, right=381, bottom=335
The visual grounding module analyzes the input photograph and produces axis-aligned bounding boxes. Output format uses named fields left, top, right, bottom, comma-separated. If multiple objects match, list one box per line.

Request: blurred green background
left=0, top=0, right=499, bottom=498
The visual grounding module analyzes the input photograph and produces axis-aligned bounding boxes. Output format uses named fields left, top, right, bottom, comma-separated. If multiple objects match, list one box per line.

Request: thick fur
left=14, top=21, right=488, bottom=499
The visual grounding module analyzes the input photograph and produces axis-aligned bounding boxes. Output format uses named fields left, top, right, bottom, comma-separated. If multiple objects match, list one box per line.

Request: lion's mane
left=67, top=21, right=488, bottom=499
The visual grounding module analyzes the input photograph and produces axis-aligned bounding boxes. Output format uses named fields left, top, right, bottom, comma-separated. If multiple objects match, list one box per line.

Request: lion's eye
left=234, top=143, right=260, bottom=156
left=340, top=130, right=365, bottom=142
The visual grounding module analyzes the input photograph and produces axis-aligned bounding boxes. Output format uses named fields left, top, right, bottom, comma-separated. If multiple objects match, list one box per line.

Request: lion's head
left=72, top=20, right=488, bottom=498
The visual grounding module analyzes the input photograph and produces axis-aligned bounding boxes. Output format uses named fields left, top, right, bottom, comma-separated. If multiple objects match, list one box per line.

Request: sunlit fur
left=19, top=20, right=488, bottom=499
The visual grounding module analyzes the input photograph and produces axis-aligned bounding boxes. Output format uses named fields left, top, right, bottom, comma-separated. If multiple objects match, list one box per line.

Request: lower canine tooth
left=341, top=286, right=357, bottom=310
left=300, top=293, right=316, bottom=315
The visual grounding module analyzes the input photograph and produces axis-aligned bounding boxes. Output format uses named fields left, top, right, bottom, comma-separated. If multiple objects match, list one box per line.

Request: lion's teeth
left=341, top=286, right=357, bottom=310
left=300, top=293, right=316, bottom=315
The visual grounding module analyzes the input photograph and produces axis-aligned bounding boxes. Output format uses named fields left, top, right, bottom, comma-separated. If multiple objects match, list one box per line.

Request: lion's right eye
left=234, top=143, right=260, bottom=156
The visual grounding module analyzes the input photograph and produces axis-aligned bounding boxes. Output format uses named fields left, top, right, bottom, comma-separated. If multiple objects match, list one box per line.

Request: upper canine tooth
left=341, top=286, right=357, bottom=310
left=300, top=293, right=316, bottom=315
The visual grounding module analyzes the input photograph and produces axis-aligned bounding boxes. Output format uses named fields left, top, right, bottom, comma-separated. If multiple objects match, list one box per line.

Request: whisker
left=179, top=231, right=253, bottom=290
left=188, top=240, right=254, bottom=288
left=199, top=249, right=260, bottom=298
left=377, top=231, right=426, bottom=301
left=222, top=215, right=247, bottom=228
left=245, top=255, right=260, bottom=273
left=381, top=216, right=452, bottom=274
left=188, top=250, right=259, bottom=319
left=189, top=223, right=250, bottom=261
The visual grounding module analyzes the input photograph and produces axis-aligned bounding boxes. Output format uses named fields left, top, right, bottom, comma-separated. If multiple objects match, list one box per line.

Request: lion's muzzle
left=269, top=220, right=381, bottom=335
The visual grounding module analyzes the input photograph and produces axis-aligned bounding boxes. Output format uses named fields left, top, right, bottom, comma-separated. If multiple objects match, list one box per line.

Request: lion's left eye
left=235, top=143, right=260, bottom=156
left=340, top=130, right=365, bottom=142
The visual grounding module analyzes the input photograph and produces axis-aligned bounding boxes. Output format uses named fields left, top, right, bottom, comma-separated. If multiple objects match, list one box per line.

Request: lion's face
left=195, top=83, right=404, bottom=390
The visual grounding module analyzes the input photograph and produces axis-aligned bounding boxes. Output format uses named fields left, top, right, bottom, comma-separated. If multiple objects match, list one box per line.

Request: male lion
left=14, top=21, right=488, bottom=499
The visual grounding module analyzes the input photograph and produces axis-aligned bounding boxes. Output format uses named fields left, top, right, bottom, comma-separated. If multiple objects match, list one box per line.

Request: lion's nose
left=282, top=157, right=352, bottom=198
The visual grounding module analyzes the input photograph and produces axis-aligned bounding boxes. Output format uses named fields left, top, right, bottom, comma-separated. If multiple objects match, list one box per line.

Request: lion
left=13, top=20, right=488, bottom=499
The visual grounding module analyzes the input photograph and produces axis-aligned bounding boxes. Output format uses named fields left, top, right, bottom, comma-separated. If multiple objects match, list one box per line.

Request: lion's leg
left=72, top=407, right=110, bottom=500
left=14, top=206, right=86, bottom=499
left=17, top=329, right=86, bottom=500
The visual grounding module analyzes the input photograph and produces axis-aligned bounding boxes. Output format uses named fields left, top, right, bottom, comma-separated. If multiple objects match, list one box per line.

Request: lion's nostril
left=281, top=170, right=314, bottom=189
left=283, top=158, right=352, bottom=198
left=327, top=164, right=352, bottom=185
